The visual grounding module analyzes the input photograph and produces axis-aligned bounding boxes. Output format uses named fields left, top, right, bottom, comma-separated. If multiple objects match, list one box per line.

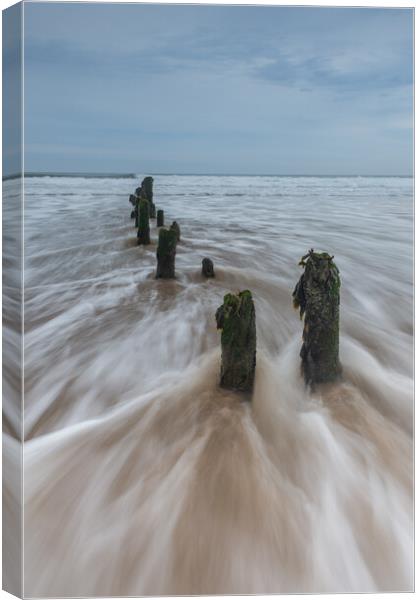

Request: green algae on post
left=292, top=249, right=342, bottom=387
left=156, top=227, right=177, bottom=278
left=215, top=290, right=256, bottom=393
left=137, top=198, right=150, bottom=245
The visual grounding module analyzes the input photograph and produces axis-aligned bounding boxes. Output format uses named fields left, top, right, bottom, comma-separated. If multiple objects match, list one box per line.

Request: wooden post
left=170, top=221, right=180, bottom=241
left=202, top=258, right=215, bottom=278
left=137, top=199, right=150, bottom=245
left=157, top=210, right=164, bottom=227
left=149, top=201, right=156, bottom=219
left=141, top=176, right=154, bottom=202
left=292, top=249, right=341, bottom=387
left=215, top=290, right=256, bottom=393
left=156, top=228, right=177, bottom=278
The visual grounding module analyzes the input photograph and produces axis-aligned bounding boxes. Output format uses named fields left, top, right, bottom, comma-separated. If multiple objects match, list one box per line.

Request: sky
left=19, top=2, right=414, bottom=175
left=3, top=2, right=22, bottom=176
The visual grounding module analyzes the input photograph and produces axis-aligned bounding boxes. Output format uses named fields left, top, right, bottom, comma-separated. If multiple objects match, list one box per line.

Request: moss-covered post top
left=215, top=290, right=256, bottom=393
left=158, top=227, right=177, bottom=253
left=293, top=250, right=340, bottom=317
left=216, top=290, right=253, bottom=330
left=293, top=249, right=341, bottom=387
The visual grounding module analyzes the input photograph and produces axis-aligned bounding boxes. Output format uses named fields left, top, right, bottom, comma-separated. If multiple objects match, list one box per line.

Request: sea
left=3, top=173, right=414, bottom=595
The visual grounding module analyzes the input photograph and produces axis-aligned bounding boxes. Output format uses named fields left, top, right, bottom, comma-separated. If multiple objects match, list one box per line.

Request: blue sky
left=22, top=3, right=413, bottom=175
left=3, top=2, right=22, bottom=176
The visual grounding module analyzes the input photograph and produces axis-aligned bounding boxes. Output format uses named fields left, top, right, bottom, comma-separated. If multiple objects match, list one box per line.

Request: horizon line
left=3, top=171, right=414, bottom=180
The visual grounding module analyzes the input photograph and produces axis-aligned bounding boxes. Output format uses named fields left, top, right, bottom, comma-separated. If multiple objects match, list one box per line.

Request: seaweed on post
left=215, top=290, right=256, bottom=393
left=292, top=249, right=341, bottom=387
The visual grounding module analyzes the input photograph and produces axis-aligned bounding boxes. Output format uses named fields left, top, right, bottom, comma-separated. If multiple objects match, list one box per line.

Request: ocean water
left=4, top=174, right=414, bottom=595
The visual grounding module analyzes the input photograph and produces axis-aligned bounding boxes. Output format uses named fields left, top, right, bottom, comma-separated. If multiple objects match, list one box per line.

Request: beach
left=4, top=173, right=413, bottom=595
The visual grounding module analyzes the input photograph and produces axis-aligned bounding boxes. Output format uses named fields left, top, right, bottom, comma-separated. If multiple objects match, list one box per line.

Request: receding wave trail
left=3, top=175, right=414, bottom=595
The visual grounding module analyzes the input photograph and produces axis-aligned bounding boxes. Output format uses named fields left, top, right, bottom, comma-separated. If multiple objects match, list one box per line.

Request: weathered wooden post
left=137, top=198, right=150, bottom=245
left=149, top=201, right=156, bottom=219
left=170, top=221, right=181, bottom=241
left=292, top=249, right=341, bottom=387
left=134, top=200, right=140, bottom=227
left=130, top=194, right=137, bottom=220
left=141, top=176, right=154, bottom=202
left=215, top=290, right=256, bottom=393
left=138, top=177, right=155, bottom=217
left=156, top=228, right=177, bottom=278
left=202, top=258, right=215, bottom=278
left=157, top=209, right=164, bottom=227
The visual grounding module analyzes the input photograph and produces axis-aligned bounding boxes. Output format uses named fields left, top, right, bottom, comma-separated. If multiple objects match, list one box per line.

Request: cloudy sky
left=23, top=3, right=413, bottom=175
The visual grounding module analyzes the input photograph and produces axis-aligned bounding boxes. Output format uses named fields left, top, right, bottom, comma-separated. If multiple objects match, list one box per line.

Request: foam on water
left=3, top=174, right=413, bottom=594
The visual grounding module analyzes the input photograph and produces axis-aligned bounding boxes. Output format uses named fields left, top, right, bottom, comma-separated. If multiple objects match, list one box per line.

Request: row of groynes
left=129, top=177, right=341, bottom=394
